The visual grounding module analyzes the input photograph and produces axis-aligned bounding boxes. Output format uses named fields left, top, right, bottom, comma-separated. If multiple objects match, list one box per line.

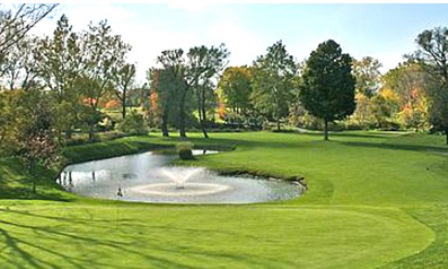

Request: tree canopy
left=413, top=27, right=448, bottom=143
left=252, top=40, right=297, bottom=131
left=300, top=39, right=356, bottom=140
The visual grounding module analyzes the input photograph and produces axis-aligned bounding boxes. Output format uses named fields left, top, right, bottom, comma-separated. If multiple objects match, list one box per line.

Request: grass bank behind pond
left=1, top=131, right=447, bottom=268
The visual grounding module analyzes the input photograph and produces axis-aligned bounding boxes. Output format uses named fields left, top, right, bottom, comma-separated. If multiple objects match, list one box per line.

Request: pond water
left=59, top=150, right=302, bottom=204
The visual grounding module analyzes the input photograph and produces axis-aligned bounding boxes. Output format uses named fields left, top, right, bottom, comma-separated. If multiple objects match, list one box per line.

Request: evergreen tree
left=300, top=40, right=355, bottom=140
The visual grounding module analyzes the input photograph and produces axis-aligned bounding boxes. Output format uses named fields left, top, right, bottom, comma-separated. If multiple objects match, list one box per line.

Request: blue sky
left=33, top=3, right=448, bottom=82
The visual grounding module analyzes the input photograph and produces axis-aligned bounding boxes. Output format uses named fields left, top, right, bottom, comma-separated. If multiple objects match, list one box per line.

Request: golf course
left=3, top=2, right=448, bottom=269
left=1, top=130, right=447, bottom=268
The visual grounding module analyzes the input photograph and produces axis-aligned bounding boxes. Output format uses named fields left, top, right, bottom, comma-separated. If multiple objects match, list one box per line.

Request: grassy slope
left=0, top=131, right=447, bottom=268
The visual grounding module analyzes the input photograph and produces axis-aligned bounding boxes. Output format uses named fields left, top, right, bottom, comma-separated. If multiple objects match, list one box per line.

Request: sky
left=31, top=2, right=448, bottom=83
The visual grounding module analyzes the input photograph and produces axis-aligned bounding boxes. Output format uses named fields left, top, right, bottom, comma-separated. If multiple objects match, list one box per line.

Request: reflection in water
left=59, top=150, right=302, bottom=204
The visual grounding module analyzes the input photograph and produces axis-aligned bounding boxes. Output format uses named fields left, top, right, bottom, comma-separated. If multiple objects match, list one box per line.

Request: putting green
left=0, top=202, right=433, bottom=269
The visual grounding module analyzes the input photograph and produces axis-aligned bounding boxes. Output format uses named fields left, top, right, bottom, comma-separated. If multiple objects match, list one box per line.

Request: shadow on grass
left=173, top=136, right=303, bottom=150
left=0, top=159, right=74, bottom=202
left=159, top=130, right=407, bottom=150
left=0, top=207, right=295, bottom=269
left=271, top=129, right=403, bottom=139
left=336, top=140, right=448, bottom=153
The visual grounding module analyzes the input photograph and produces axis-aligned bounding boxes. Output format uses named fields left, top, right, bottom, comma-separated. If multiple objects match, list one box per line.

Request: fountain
left=129, top=167, right=232, bottom=196
left=161, top=167, right=204, bottom=189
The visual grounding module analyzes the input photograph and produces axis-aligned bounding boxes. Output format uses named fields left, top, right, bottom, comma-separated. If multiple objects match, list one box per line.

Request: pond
left=59, top=150, right=302, bottom=204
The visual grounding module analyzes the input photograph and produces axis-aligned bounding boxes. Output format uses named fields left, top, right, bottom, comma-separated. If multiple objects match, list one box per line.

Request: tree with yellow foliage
left=382, top=62, right=430, bottom=131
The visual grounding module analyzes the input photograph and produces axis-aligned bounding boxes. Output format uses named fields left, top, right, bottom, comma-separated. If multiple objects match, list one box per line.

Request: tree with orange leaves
left=382, top=62, right=430, bottom=131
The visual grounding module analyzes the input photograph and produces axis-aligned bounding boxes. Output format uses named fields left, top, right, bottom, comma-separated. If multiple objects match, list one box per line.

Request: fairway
left=0, top=131, right=447, bottom=268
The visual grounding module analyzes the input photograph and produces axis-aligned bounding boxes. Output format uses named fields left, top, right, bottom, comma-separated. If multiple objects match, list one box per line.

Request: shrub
left=379, top=121, right=401, bottom=131
left=117, top=110, right=148, bottom=135
left=327, top=122, right=345, bottom=132
left=262, top=121, right=271, bottom=131
left=343, top=122, right=365, bottom=131
left=176, top=142, right=194, bottom=160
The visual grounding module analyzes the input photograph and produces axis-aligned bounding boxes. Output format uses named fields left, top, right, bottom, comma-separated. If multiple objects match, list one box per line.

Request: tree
left=17, top=89, right=60, bottom=193
left=156, top=49, right=186, bottom=137
left=194, top=80, right=217, bottom=137
left=34, top=15, right=85, bottom=141
left=413, top=27, right=448, bottom=83
left=217, top=66, right=253, bottom=118
left=352, top=56, right=382, bottom=97
left=81, top=19, right=131, bottom=141
left=411, top=27, right=448, bottom=143
left=76, top=76, right=107, bottom=141
left=2, top=35, right=41, bottom=91
left=300, top=39, right=356, bottom=140
left=351, top=92, right=371, bottom=126
left=157, top=44, right=229, bottom=138
left=188, top=44, right=229, bottom=138
left=382, top=62, right=429, bottom=131
left=0, top=4, right=57, bottom=62
left=370, top=91, right=398, bottom=128
left=427, top=82, right=448, bottom=143
left=148, top=67, right=181, bottom=137
left=252, top=40, right=297, bottom=131
left=0, top=90, right=25, bottom=155
left=112, top=63, right=136, bottom=120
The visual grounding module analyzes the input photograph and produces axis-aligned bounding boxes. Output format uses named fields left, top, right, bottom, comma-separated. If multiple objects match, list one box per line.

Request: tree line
left=149, top=36, right=448, bottom=144
left=1, top=4, right=448, bottom=170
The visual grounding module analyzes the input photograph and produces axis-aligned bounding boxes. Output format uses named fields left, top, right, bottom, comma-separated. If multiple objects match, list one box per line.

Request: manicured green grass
left=0, top=202, right=434, bottom=269
left=0, top=158, right=75, bottom=201
left=0, top=130, right=447, bottom=268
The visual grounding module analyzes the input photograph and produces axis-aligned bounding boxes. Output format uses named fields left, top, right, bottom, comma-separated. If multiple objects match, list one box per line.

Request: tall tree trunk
left=201, top=114, right=208, bottom=138
left=179, top=91, right=187, bottom=138
left=200, top=122, right=208, bottom=138
left=161, top=117, right=169, bottom=137
left=199, top=88, right=208, bottom=139
left=30, top=159, right=36, bottom=193
left=445, top=127, right=448, bottom=145
left=197, top=104, right=208, bottom=138
left=65, top=128, right=72, bottom=140
left=56, top=129, right=63, bottom=144
left=88, top=124, right=95, bottom=142
left=324, top=119, right=329, bottom=141
left=161, top=104, right=169, bottom=137
left=277, top=118, right=281, bottom=131
left=122, top=89, right=126, bottom=120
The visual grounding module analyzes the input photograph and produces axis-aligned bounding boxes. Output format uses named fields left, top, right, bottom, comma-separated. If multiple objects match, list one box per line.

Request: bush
left=63, top=131, right=128, bottom=146
left=117, top=110, right=148, bottom=135
left=379, top=121, right=401, bottom=131
left=262, top=121, right=271, bottom=131
left=327, top=122, right=345, bottom=132
left=343, top=122, right=365, bottom=131
left=176, top=142, right=194, bottom=160
left=295, top=113, right=320, bottom=130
